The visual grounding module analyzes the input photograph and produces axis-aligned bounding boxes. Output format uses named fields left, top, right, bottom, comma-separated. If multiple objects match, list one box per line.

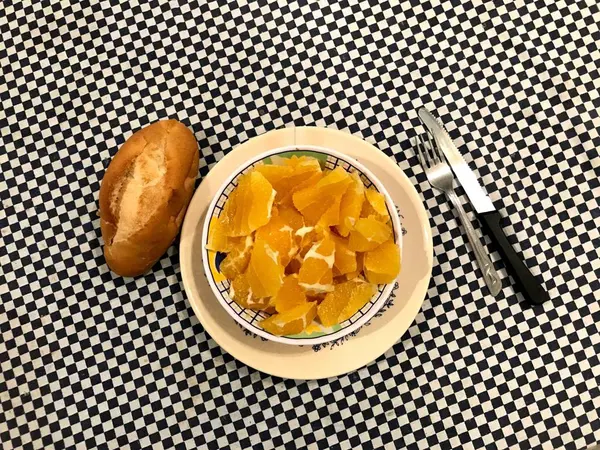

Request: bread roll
left=99, top=120, right=199, bottom=277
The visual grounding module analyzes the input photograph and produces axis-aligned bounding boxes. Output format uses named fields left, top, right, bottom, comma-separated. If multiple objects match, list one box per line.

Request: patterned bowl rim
left=201, top=144, right=402, bottom=346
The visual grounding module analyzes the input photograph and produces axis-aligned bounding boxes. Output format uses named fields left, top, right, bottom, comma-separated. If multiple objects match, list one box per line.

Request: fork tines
left=415, top=133, right=442, bottom=169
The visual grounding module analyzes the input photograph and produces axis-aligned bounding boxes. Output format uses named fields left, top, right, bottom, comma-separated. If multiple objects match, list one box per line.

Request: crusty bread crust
left=99, top=120, right=199, bottom=277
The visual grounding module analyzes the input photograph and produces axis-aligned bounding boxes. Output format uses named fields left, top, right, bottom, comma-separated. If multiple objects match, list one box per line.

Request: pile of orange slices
left=207, top=156, right=401, bottom=335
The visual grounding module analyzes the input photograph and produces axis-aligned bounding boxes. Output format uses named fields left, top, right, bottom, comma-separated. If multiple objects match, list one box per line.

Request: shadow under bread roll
left=99, top=120, right=199, bottom=277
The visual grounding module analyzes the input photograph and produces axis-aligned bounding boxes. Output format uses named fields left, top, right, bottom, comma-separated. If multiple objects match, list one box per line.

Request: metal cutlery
left=415, top=134, right=502, bottom=296
left=418, top=107, right=549, bottom=305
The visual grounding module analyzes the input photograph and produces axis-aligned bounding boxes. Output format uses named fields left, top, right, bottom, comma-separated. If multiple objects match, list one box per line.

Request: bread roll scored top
left=100, top=120, right=198, bottom=276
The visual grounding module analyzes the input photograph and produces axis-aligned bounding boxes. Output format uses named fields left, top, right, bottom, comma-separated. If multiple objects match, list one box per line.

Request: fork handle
left=479, top=211, right=549, bottom=305
left=446, top=191, right=502, bottom=296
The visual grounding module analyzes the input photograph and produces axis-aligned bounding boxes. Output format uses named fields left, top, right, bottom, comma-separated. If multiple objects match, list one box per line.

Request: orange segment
left=292, top=167, right=350, bottom=206
left=337, top=280, right=377, bottom=322
left=220, top=172, right=276, bottom=237
left=348, top=231, right=378, bottom=252
left=348, top=217, right=392, bottom=251
left=362, top=187, right=390, bottom=223
left=284, top=155, right=321, bottom=169
left=317, top=281, right=355, bottom=326
left=298, top=234, right=335, bottom=294
left=220, top=235, right=253, bottom=279
left=206, top=217, right=233, bottom=252
left=287, top=224, right=327, bottom=275
left=277, top=205, right=305, bottom=232
left=292, top=167, right=352, bottom=225
left=273, top=275, right=307, bottom=312
left=260, top=301, right=317, bottom=335
left=364, top=240, right=401, bottom=284
left=364, top=188, right=387, bottom=215
left=255, top=216, right=296, bottom=266
left=317, top=195, right=342, bottom=228
left=254, top=164, right=294, bottom=193
left=292, top=194, right=327, bottom=225
left=346, top=252, right=364, bottom=280
left=295, top=225, right=329, bottom=258
left=247, top=172, right=276, bottom=232
left=219, top=181, right=243, bottom=235
left=257, top=157, right=322, bottom=205
left=279, top=171, right=322, bottom=207
left=318, top=279, right=377, bottom=326
left=246, top=239, right=284, bottom=297
left=331, top=234, right=357, bottom=275
left=336, top=172, right=365, bottom=236
left=230, top=273, right=269, bottom=310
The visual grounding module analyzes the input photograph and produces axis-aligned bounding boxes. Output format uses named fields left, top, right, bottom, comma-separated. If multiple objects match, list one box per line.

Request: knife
left=418, top=107, right=549, bottom=305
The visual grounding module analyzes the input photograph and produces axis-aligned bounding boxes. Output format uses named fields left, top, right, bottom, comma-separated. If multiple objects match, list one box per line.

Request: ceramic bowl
left=201, top=145, right=402, bottom=345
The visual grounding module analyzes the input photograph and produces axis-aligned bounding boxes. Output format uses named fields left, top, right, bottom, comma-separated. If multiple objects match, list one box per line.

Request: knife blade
left=417, top=107, right=549, bottom=305
left=418, top=108, right=495, bottom=214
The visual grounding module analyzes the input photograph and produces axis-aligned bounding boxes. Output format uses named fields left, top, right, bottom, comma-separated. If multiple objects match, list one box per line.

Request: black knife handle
left=478, top=211, right=549, bottom=305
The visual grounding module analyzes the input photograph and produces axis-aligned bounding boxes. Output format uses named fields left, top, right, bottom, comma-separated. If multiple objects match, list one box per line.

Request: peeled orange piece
left=257, top=157, right=322, bottom=205
left=317, top=281, right=355, bottom=326
left=336, top=172, right=365, bottom=236
left=273, top=274, right=307, bottom=312
left=293, top=167, right=352, bottom=225
left=247, top=172, right=277, bottom=232
left=254, top=164, right=294, bottom=204
left=348, top=217, right=392, bottom=252
left=298, top=234, right=335, bottom=294
left=284, top=155, right=321, bottom=169
left=331, top=234, right=357, bottom=275
left=317, top=279, right=375, bottom=326
left=287, top=226, right=322, bottom=275
left=364, top=240, right=401, bottom=284
left=254, top=164, right=294, bottom=187
left=255, top=215, right=297, bottom=266
left=206, top=217, right=233, bottom=253
left=362, top=187, right=390, bottom=223
left=277, top=205, right=305, bottom=232
left=295, top=225, right=328, bottom=260
left=220, top=171, right=276, bottom=237
left=364, top=188, right=387, bottom=215
left=246, top=239, right=284, bottom=298
left=279, top=171, right=322, bottom=207
left=317, top=194, right=343, bottom=228
left=292, top=192, right=328, bottom=225
left=260, top=301, right=317, bottom=336
left=348, top=230, right=378, bottom=252
left=220, top=235, right=253, bottom=279
left=337, top=280, right=377, bottom=323
left=230, top=273, right=269, bottom=310
left=345, top=252, right=364, bottom=280
left=293, top=167, right=351, bottom=205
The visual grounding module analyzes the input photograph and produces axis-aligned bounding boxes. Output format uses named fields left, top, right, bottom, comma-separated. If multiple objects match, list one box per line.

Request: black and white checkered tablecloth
left=1, top=1, right=599, bottom=448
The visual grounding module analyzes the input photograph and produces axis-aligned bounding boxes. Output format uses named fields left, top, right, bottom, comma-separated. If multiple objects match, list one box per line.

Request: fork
left=416, top=134, right=502, bottom=296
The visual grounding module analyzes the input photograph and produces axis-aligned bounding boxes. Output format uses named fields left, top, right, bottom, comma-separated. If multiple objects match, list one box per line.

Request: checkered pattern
left=1, top=0, right=599, bottom=449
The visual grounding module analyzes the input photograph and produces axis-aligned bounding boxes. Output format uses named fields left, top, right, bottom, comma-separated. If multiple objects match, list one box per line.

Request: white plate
left=180, top=127, right=433, bottom=379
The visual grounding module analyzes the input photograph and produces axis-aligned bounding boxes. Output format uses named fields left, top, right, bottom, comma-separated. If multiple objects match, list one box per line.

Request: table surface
left=1, top=1, right=599, bottom=449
